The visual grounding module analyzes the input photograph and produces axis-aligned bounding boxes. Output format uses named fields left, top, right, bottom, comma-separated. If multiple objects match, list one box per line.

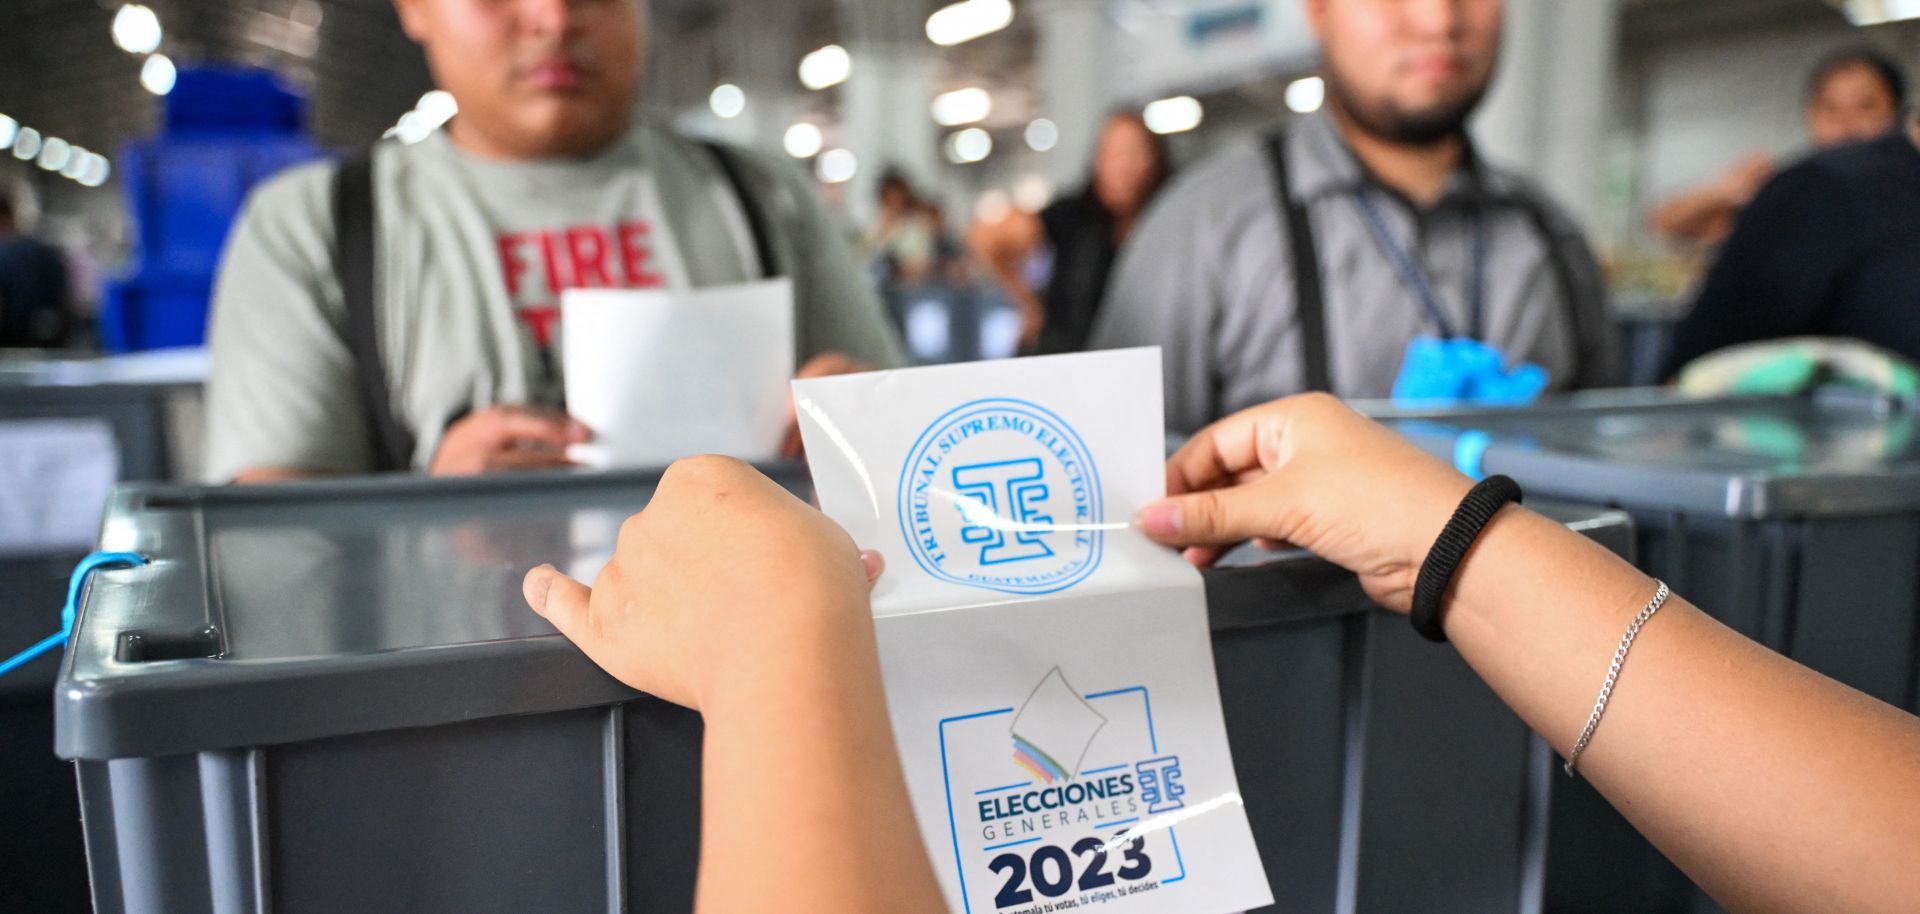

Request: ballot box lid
left=53, top=466, right=1630, bottom=760
left=1373, top=391, right=1920, bottom=519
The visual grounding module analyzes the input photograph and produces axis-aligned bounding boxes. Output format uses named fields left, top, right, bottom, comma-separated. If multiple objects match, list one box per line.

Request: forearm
left=695, top=608, right=945, bottom=913
left=1444, top=509, right=1920, bottom=912
left=1649, top=190, right=1734, bottom=242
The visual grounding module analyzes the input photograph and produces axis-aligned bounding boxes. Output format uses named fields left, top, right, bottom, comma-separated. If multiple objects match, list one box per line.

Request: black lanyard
left=1351, top=185, right=1487, bottom=341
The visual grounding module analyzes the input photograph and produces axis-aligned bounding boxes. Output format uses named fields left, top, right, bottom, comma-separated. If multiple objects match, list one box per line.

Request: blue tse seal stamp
left=897, top=398, right=1105, bottom=595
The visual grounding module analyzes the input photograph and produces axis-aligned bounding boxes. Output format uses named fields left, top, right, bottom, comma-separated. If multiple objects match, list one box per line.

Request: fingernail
left=569, top=421, right=593, bottom=442
left=523, top=564, right=556, bottom=615
left=860, top=549, right=885, bottom=582
left=1135, top=501, right=1183, bottom=538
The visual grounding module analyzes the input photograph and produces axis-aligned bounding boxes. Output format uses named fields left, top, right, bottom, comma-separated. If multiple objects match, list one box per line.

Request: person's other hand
left=428, top=405, right=592, bottom=475
left=1017, top=306, right=1045, bottom=353
left=521, top=455, right=884, bottom=711
left=781, top=352, right=872, bottom=457
left=1133, top=393, right=1475, bottom=612
left=1718, top=154, right=1776, bottom=207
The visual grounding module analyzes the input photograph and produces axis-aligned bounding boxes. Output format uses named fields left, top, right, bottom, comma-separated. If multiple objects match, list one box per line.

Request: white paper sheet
left=794, top=349, right=1272, bottom=914
left=0, top=419, right=119, bottom=555
left=561, top=279, right=794, bottom=469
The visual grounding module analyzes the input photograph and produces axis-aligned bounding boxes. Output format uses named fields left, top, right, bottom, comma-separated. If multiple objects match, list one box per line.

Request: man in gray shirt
left=1093, top=0, right=1613, bottom=433
left=207, top=0, right=902, bottom=481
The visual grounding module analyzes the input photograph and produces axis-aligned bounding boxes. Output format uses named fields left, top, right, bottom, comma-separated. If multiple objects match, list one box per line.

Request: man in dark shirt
left=0, top=192, right=73, bottom=349
left=1663, top=113, right=1920, bottom=376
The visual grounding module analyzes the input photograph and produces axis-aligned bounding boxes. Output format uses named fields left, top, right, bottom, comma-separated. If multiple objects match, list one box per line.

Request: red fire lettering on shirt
left=519, top=306, right=561, bottom=348
left=500, top=221, right=662, bottom=347
left=498, top=233, right=528, bottom=297
left=536, top=231, right=569, bottom=294
left=618, top=222, right=662, bottom=287
left=566, top=226, right=613, bottom=288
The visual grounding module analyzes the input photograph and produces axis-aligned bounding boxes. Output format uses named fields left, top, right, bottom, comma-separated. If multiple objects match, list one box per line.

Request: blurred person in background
left=968, top=112, right=1170, bottom=355
left=0, top=190, right=74, bottom=350
left=1651, top=47, right=1907, bottom=248
left=864, top=169, right=940, bottom=293
left=206, top=0, right=901, bottom=483
left=1659, top=106, right=1920, bottom=378
left=1092, top=0, right=1613, bottom=433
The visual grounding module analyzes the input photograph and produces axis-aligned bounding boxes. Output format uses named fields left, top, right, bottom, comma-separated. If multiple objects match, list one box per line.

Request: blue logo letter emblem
left=952, top=458, right=1056, bottom=565
left=897, top=398, right=1104, bottom=595
left=1135, top=756, right=1186, bottom=814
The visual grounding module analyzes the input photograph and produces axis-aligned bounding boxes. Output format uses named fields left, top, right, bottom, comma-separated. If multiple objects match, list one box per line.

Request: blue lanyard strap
left=1352, top=186, right=1488, bottom=341
left=0, top=551, right=148, bottom=678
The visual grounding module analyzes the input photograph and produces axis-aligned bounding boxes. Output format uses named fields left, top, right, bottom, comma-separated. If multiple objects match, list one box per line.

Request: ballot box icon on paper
left=1009, top=667, right=1107, bottom=784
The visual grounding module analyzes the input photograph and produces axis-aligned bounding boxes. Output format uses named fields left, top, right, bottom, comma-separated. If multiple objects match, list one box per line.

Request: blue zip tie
left=0, top=551, right=147, bottom=678
left=1452, top=430, right=1493, bottom=481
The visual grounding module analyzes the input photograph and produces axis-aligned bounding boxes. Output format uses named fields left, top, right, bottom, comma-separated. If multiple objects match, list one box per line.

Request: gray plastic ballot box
left=1378, top=390, right=1920, bottom=914
left=54, top=469, right=1631, bottom=914
left=1378, top=391, right=1920, bottom=713
left=3, top=354, right=205, bottom=912
left=0, top=353, right=205, bottom=484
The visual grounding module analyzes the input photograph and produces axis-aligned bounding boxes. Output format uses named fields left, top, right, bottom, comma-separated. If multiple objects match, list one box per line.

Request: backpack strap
left=699, top=140, right=780, bottom=279
left=1515, top=196, right=1600, bottom=387
left=331, top=148, right=415, bottom=472
left=1263, top=131, right=1333, bottom=392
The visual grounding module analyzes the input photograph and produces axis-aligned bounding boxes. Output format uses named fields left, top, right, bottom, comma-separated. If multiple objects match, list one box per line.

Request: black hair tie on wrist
left=1411, top=474, right=1523, bottom=642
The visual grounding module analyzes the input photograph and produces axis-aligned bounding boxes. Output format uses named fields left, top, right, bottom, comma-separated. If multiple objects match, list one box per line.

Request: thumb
left=860, top=549, right=886, bottom=589
left=1134, top=484, right=1288, bottom=548
left=524, top=563, right=594, bottom=641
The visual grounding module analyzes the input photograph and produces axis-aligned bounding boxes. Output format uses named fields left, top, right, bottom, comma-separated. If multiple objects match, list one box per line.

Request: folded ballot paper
left=794, top=348, right=1271, bottom=914
left=562, top=279, right=794, bottom=469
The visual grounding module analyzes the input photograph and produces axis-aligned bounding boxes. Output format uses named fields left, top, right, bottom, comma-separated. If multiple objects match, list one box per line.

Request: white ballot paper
left=794, top=348, right=1272, bottom=914
left=562, top=279, right=793, bottom=468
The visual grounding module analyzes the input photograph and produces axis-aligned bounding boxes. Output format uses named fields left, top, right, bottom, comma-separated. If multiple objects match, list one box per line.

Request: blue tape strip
left=0, top=551, right=147, bottom=678
left=1453, top=430, right=1492, bottom=481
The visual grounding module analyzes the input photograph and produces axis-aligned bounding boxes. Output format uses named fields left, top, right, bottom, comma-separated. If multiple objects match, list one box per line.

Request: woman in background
left=1651, top=46, right=1906, bottom=247
left=970, top=111, right=1170, bottom=355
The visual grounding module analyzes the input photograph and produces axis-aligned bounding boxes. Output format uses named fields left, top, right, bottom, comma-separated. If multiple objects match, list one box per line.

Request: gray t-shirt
left=1092, top=110, right=1614, bottom=433
left=205, top=122, right=903, bottom=480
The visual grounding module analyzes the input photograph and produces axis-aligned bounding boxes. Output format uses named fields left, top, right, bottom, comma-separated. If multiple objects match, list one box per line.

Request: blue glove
left=1391, top=337, right=1549, bottom=407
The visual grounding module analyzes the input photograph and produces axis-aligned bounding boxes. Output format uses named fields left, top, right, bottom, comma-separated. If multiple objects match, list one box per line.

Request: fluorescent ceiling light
left=927, top=0, right=1014, bottom=47
left=112, top=4, right=163, bottom=55
left=709, top=83, right=745, bottom=119
left=816, top=148, right=858, bottom=184
left=1285, top=76, right=1325, bottom=114
left=62, top=147, right=92, bottom=179
left=932, top=87, right=992, bottom=126
left=79, top=154, right=113, bottom=188
left=141, top=54, right=177, bottom=95
left=37, top=137, right=72, bottom=172
left=1025, top=118, right=1058, bottom=152
left=799, top=45, right=852, bottom=90
left=1826, top=0, right=1920, bottom=24
left=784, top=122, right=824, bottom=158
left=945, top=127, right=993, bottom=164
left=12, top=127, right=43, bottom=161
left=1143, top=96, right=1203, bottom=134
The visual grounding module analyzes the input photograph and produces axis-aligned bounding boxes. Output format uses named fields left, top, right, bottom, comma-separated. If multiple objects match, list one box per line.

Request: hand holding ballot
left=520, top=456, right=943, bottom=914
left=522, top=371, right=1920, bottom=914
left=1134, top=392, right=1476, bottom=612
left=521, top=455, right=879, bottom=712
left=429, top=404, right=594, bottom=476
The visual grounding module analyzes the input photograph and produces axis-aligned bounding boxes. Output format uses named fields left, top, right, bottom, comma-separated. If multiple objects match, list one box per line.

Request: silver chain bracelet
left=1565, top=580, right=1672, bottom=777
